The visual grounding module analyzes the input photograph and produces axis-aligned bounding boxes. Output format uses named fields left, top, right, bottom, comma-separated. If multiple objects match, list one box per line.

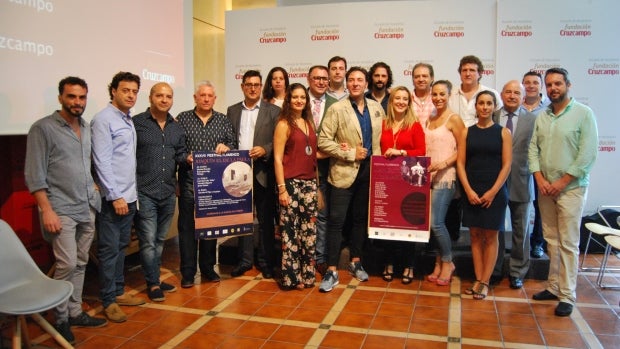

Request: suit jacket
left=493, top=106, right=536, bottom=202
left=318, top=97, right=385, bottom=189
left=227, top=100, right=280, bottom=188
left=316, top=93, right=338, bottom=179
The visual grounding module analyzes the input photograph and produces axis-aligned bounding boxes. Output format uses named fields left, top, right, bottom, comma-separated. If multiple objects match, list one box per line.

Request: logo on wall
left=529, top=60, right=562, bottom=76
left=599, top=136, right=616, bottom=153
left=482, top=61, right=496, bottom=77
left=374, top=23, right=405, bottom=39
left=433, top=21, right=464, bottom=38
left=287, top=65, right=310, bottom=80
left=559, top=20, right=592, bottom=37
left=310, top=25, right=340, bottom=41
left=500, top=21, right=533, bottom=37
left=587, top=59, right=619, bottom=76
left=234, top=66, right=262, bottom=80
left=259, top=27, right=287, bottom=43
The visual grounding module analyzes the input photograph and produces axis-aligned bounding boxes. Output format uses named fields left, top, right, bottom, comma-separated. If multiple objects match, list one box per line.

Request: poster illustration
left=369, top=155, right=431, bottom=242
left=192, top=150, right=253, bottom=239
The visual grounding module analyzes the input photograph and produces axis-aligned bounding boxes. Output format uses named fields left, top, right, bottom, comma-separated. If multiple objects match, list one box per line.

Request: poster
left=192, top=150, right=253, bottom=239
left=369, top=155, right=431, bottom=242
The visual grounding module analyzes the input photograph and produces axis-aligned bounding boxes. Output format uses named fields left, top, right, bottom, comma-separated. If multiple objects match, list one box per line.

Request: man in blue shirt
left=92, top=72, right=145, bottom=323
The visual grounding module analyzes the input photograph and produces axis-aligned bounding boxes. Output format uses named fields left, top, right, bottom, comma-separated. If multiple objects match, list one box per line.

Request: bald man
left=492, top=80, right=536, bottom=289
left=134, top=83, right=188, bottom=303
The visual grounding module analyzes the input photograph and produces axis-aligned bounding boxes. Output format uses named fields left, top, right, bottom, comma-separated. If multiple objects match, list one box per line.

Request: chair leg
left=31, top=313, right=74, bottom=349
left=12, top=317, right=21, bottom=349
left=18, top=316, right=31, bottom=348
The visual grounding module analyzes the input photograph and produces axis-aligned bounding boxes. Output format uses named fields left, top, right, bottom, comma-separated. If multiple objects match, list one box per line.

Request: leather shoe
left=181, top=278, right=194, bottom=288
left=202, top=269, right=221, bottom=282
left=262, top=269, right=273, bottom=279
left=231, top=264, right=252, bottom=277
left=530, top=245, right=544, bottom=258
left=533, top=289, right=559, bottom=301
left=509, top=276, right=523, bottom=289
left=555, top=302, right=573, bottom=316
left=490, top=274, right=503, bottom=286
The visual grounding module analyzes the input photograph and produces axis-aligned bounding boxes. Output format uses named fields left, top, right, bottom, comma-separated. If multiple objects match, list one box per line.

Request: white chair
left=583, top=221, right=620, bottom=289
left=0, top=219, right=74, bottom=349
left=580, top=205, right=620, bottom=272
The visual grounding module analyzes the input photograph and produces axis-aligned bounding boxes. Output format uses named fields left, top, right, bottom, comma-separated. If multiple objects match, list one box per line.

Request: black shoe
left=533, top=289, right=559, bottom=301
left=555, top=302, right=573, bottom=316
left=530, top=245, right=544, bottom=258
left=202, top=269, right=221, bottom=282
left=490, top=274, right=503, bottom=286
left=509, top=276, right=523, bottom=289
left=230, top=264, right=252, bottom=277
left=147, top=287, right=165, bottom=302
left=160, top=281, right=177, bottom=293
left=262, top=269, right=274, bottom=279
left=69, top=312, right=108, bottom=328
left=55, top=321, right=75, bottom=344
left=181, top=278, right=194, bottom=288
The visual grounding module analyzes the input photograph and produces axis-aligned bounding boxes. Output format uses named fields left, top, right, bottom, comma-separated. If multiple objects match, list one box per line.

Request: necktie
left=312, top=99, right=322, bottom=128
left=506, top=112, right=514, bottom=134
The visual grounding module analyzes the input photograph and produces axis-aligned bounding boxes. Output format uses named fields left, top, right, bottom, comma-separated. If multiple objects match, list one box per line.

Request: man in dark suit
left=492, top=80, right=537, bottom=289
left=227, top=70, right=280, bottom=278
left=307, top=65, right=337, bottom=275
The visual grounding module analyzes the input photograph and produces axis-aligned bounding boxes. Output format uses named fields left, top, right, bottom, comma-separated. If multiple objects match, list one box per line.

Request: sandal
left=436, top=264, right=455, bottom=286
left=382, top=265, right=394, bottom=282
left=473, top=282, right=489, bottom=300
left=465, top=280, right=480, bottom=295
left=426, top=263, right=441, bottom=283
left=402, top=267, right=415, bottom=285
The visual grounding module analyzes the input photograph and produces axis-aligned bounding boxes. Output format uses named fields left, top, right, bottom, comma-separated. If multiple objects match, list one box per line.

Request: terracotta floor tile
left=128, top=307, right=168, bottom=323
left=114, top=339, right=160, bottom=349
left=412, top=305, right=449, bottom=321
left=251, top=281, right=280, bottom=292
left=497, top=312, right=538, bottom=328
left=217, top=335, right=265, bottom=349
left=254, top=303, right=296, bottom=319
left=461, top=322, right=502, bottom=341
left=415, top=294, right=449, bottom=307
left=350, top=289, right=385, bottom=302
left=404, top=338, right=448, bottom=348
left=501, top=325, right=544, bottom=345
left=196, top=317, right=245, bottom=335
left=234, top=320, right=279, bottom=339
left=132, top=322, right=184, bottom=344
left=74, top=334, right=127, bottom=348
left=182, top=296, right=224, bottom=310
left=98, top=320, right=150, bottom=338
left=376, top=301, right=413, bottom=317
left=177, top=331, right=230, bottom=349
left=156, top=311, right=202, bottom=328
left=577, top=306, right=618, bottom=321
left=535, top=315, right=579, bottom=332
left=381, top=291, right=416, bottom=304
left=334, top=312, right=374, bottom=328
left=542, top=329, right=587, bottom=348
left=370, top=314, right=410, bottom=332
left=597, top=334, right=620, bottom=349
left=460, top=309, right=498, bottom=325
left=320, top=330, right=365, bottom=349
left=270, top=324, right=316, bottom=344
left=288, top=307, right=329, bottom=322
left=362, top=333, right=406, bottom=348
left=409, top=318, right=448, bottom=336
left=492, top=285, right=526, bottom=298
left=266, top=291, right=307, bottom=307
left=261, top=340, right=305, bottom=349
left=299, top=295, right=338, bottom=310
left=584, top=316, right=620, bottom=335
left=221, top=300, right=263, bottom=316
left=154, top=291, right=195, bottom=306
left=460, top=298, right=498, bottom=312
left=495, top=300, right=532, bottom=314
left=343, top=299, right=380, bottom=315
left=237, top=290, right=276, bottom=304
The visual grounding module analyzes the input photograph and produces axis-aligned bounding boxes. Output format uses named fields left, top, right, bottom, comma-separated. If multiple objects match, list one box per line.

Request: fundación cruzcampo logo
left=500, top=23, right=533, bottom=37
left=528, top=62, right=561, bottom=76
left=310, top=26, right=340, bottom=41
left=374, top=23, right=405, bottom=40
left=587, top=61, right=619, bottom=76
left=259, top=28, right=287, bottom=44
left=433, top=22, right=464, bottom=38
left=559, top=21, right=592, bottom=37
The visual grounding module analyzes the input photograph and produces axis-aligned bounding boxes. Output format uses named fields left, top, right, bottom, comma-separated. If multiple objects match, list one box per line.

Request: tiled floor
left=6, top=239, right=620, bottom=349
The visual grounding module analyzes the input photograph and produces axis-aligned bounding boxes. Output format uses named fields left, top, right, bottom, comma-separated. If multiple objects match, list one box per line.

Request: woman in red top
left=379, top=86, right=426, bottom=284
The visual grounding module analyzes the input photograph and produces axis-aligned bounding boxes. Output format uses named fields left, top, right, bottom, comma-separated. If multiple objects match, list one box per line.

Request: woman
left=263, top=67, right=289, bottom=107
left=425, top=80, right=465, bottom=286
left=273, top=83, right=319, bottom=289
left=456, top=90, right=512, bottom=299
left=379, top=86, right=426, bottom=284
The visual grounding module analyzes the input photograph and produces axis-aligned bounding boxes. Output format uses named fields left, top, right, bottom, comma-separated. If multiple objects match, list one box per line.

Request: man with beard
left=365, top=62, right=393, bottom=113
left=92, top=71, right=145, bottom=323
left=133, top=83, right=187, bottom=302
left=25, top=77, right=108, bottom=344
left=411, top=62, right=436, bottom=126
left=529, top=67, right=598, bottom=317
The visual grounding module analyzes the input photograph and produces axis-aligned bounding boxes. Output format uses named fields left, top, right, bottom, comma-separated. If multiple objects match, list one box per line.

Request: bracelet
left=278, top=190, right=287, bottom=195
left=277, top=183, right=285, bottom=187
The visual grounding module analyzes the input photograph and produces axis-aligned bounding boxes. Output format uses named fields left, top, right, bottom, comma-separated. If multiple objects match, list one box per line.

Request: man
left=492, top=80, right=536, bottom=289
left=25, top=77, right=107, bottom=344
left=227, top=70, right=280, bottom=279
left=177, top=81, right=236, bottom=288
left=522, top=71, right=550, bottom=259
left=365, top=62, right=392, bottom=113
left=318, top=67, right=385, bottom=292
left=411, top=62, right=436, bottom=126
left=133, top=83, right=187, bottom=301
left=326, top=56, right=348, bottom=101
left=448, top=55, right=502, bottom=127
left=307, top=65, right=338, bottom=275
left=92, top=72, right=145, bottom=323
left=529, top=67, right=598, bottom=317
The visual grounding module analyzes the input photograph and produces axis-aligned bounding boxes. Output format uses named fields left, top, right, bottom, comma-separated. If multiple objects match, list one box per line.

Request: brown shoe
left=104, top=303, right=127, bottom=323
left=116, top=293, right=146, bottom=306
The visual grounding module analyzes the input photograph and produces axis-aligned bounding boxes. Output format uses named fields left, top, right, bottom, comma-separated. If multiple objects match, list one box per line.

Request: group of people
left=23, top=53, right=598, bottom=344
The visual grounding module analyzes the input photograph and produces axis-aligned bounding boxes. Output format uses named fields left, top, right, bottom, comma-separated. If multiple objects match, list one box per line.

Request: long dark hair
left=279, top=83, right=313, bottom=131
left=262, top=66, right=289, bottom=101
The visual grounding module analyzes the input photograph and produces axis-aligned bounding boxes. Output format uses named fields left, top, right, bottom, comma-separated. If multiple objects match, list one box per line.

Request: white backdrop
left=226, top=0, right=620, bottom=213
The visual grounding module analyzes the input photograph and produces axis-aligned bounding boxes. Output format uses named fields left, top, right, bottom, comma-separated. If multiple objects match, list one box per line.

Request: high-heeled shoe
left=425, top=263, right=440, bottom=283
left=402, top=267, right=414, bottom=285
left=435, top=264, right=455, bottom=286
left=382, top=265, right=394, bottom=282
left=473, top=282, right=489, bottom=300
left=465, top=280, right=480, bottom=295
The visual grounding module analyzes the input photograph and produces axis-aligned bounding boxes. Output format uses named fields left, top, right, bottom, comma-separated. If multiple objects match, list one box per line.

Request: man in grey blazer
left=492, top=80, right=537, bottom=289
left=227, top=70, right=280, bottom=278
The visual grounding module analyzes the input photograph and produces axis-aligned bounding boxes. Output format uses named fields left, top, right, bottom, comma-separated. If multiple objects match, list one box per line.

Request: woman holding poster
left=457, top=91, right=512, bottom=299
left=379, top=86, right=426, bottom=284
left=425, top=80, right=465, bottom=286
left=273, top=83, right=319, bottom=290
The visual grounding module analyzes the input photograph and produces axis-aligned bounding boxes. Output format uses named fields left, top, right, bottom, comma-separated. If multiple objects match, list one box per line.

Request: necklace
left=298, top=118, right=312, bottom=156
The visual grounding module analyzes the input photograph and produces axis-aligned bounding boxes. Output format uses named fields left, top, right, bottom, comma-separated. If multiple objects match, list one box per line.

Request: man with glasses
left=307, top=65, right=338, bottom=275
left=227, top=70, right=280, bottom=278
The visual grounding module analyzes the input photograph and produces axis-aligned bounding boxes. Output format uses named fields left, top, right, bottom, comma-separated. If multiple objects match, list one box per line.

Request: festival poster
left=369, top=155, right=431, bottom=242
left=192, top=150, right=253, bottom=239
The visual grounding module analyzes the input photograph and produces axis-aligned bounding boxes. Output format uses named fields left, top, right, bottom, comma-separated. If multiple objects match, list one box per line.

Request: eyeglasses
left=243, top=83, right=261, bottom=89
left=311, top=77, right=329, bottom=82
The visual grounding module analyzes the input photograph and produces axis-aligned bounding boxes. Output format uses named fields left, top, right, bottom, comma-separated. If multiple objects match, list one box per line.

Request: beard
left=62, top=104, right=84, bottom=118
left=548, top=91, right=567, bottom=104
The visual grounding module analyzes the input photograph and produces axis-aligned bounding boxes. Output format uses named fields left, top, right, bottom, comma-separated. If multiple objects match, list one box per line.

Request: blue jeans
left=135, top=193, right=176, bottom=287
left=430, top=186, right=455, bottom=262
left=97, top=199, right=137, bottom=307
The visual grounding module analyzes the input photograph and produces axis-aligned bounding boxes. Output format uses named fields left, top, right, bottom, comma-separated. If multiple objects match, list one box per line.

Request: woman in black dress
left=456, top=91, right=512, bottom=299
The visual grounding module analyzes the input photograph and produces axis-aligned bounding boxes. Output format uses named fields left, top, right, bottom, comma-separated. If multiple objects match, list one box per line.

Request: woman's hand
left=479, top=190, right=497, bottom=209
left=465, top=189, right=482, bottom=206
left=383, top=148, right=402, bottom=158
left=278, top=190, right=290, bottom=207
